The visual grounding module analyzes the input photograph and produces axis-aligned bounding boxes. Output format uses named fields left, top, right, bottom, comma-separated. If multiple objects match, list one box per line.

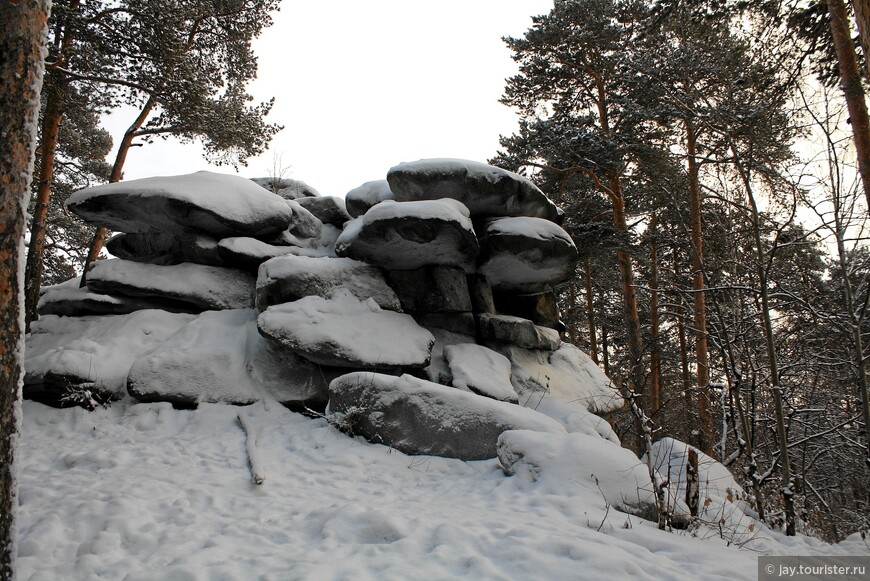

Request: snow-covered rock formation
left=26, top=160, right=624, bottom=461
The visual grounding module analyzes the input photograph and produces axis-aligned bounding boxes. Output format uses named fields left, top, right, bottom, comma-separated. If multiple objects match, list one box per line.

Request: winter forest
left=2, top=0, right=870, bottom=579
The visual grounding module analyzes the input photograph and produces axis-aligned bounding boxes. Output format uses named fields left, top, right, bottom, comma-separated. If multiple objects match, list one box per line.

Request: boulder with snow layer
left=327, top=372, right=565, bottom=460
left=387, top=158, right=561, bottom=222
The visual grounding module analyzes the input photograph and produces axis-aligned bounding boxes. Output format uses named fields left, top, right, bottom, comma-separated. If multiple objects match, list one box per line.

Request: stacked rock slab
left=26, top=160, right=621, bottom=461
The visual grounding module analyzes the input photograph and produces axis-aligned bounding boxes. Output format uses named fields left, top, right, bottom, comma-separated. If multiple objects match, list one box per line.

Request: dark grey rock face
left=387, top=158, right=561, bottom=222
left=327, top=372, right=565, bottom=460
left=295, top=195, right=352, bottom=227
left=477, top=217, right=579, bottom=293
left=345, top=180, right=396, bottom=218
left=66, top=172, right=295, bottom=238
left=387, top=266, right=472, bottom=313
left=493, top=291, right=566, bottom=332
left=476, top=313, right=561, bottom=351
left=335, top=200, right=479, bottom=272
left=256, top=255, right=401, bottom=312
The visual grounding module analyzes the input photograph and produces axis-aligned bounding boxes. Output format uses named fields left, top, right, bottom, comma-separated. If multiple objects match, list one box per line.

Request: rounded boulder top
left=66, top=171, right=295, bottom=238
left=386, top=158, right=561, bottom=223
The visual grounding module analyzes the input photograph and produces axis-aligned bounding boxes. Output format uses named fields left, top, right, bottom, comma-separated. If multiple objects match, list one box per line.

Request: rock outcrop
left=26, top=159, right=618, bottom=462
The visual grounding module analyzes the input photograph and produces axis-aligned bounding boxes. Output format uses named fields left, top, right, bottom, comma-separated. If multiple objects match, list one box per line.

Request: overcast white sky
left=103, top=0, right=554, bottom=197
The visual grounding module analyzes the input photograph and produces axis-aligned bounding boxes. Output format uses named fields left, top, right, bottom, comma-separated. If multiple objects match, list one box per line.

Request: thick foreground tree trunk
left=0, top=1, right=51, bottom=577
left=829, top=0, right=870, bottom=212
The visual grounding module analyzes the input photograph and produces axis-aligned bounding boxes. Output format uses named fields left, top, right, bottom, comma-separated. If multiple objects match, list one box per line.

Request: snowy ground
left=17, top=399, right=870, bottom=581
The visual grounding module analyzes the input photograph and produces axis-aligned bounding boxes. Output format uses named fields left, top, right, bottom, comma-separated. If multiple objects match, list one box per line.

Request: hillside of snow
left=17, top=398, right=869, bottom=580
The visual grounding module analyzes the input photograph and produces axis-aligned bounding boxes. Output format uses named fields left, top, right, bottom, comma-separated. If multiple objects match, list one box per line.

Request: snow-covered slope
left=17, top=399, right=868, bottom=580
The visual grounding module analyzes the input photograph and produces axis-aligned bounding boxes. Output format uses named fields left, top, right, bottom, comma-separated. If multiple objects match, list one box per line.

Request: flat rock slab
left=257, top=255, right=401, bottom=311
left=66, top=171, right=294, bottom=238
left=86, top=259, right=255, bottom=311
left=443, top=343, right=517, bottom=403
left=387, top=158, right=561, bottom=222
left=335, top=199, right=479, bottom=272
left=295, top=195, right=352, bottom=227
left=257, top=293, right=434, bottom=368
left=477, top=313, right=560, bottom=351
left=327, top=372, right=565, bottom=460
left=217, top=237, right=301, bottom=271
left=106, top=232, right=224, bottom=266
left=345, top=180, right=396, bottom=218
left=127, top=309, right=336, bottom=410
left=24, top=310, right=195, bottom=405
left=478, top=217, right=579, bottom=293
left=37, top=284, right=193, bottom=317
left=387, top=266, right=472, bottom=313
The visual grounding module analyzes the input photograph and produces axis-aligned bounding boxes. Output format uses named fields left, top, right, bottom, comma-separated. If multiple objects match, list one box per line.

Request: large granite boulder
left=493, top=291, right=565, bottom=331
left=295, top=195, right=352, bottom=227
left=345, top=179, right=396, bottom=218
left=126, top=309, right=338, bottom=410
left=66, top=171, right=295, bottom=238
left=257, top=293, right=434, bottom=368
left=335, top=199, right=479, bottom=272
left=24, top=310, right=195, bottom=405
left=477, top=313, right=561, bottom=351
left=387, top=158, right=561, bottom=222
left=286, top=199, right=323, bottom=238
left=327, top=372, right=565, bottom=460
left=478, top=217, right=579, bottom=293
left=256, top=255, right=401, bottom=312
left=86, top=259, right=255, bottom=311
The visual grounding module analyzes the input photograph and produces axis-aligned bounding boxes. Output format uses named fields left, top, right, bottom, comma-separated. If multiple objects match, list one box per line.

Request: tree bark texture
left=687, top=120, right=713, bottom=454
left=852, top=0, right=870, bottom=78
left=0, top=1, right=50, bottom=577
left=23, top=0, right=77, bottom=329
left=829, top=0, right=870, bottom=212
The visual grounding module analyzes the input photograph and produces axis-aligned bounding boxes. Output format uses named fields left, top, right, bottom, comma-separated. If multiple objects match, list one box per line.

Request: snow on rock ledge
left=86, top=259, right=256, bottom=311
left=327, top=372, right=565, bottom=460
left=257, top=292, right=434, bottom=368
left=67, top=171, right=294, bottom=238
left=387, top=158, right=562, bottom=222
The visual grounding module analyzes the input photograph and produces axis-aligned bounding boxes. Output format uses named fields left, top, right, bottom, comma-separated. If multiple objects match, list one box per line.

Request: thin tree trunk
left=23, top=0, right=78, bottom=329
left=80, top=96, right=155, bottom=286
left=649, top=214, right=661, bottom=415
left=731, top=145, right=796, bottom=536
left=687, top=120, right=713, bottom=453
left=0, top=1, right=50, bottom=577
left=584, top=256, right=599, bottom=365
left=829, top=0, right=870, bottom=211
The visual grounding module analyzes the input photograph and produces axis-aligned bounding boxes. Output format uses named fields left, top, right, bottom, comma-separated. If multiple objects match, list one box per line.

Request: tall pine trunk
left=0, top=1, right=50, bottom=576
left=23, top=0, right=78, bottom=329
left=687, top=120, right=713, bottom=453
left=584, top=257, right=599, bottom=365
left=829, top=0, right=870, bottom=211
left=649, top=214, right=661, bottom=415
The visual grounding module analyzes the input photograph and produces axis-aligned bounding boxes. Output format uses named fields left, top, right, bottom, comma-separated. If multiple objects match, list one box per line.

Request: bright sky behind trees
left=101, top=0, right=554, bottom=197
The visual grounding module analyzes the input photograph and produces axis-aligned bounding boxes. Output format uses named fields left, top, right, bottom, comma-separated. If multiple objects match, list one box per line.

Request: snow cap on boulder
left=478, top=216, right=579, bottom=293
left=66, top=171, right=295, bottom=238
left=345, top=179, right=396, bottom=218
left=257, top=292, right=434, bottom=368
left=387, top=158, right=561, bottom=222
left=335, top=199, right=479, bottom=272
